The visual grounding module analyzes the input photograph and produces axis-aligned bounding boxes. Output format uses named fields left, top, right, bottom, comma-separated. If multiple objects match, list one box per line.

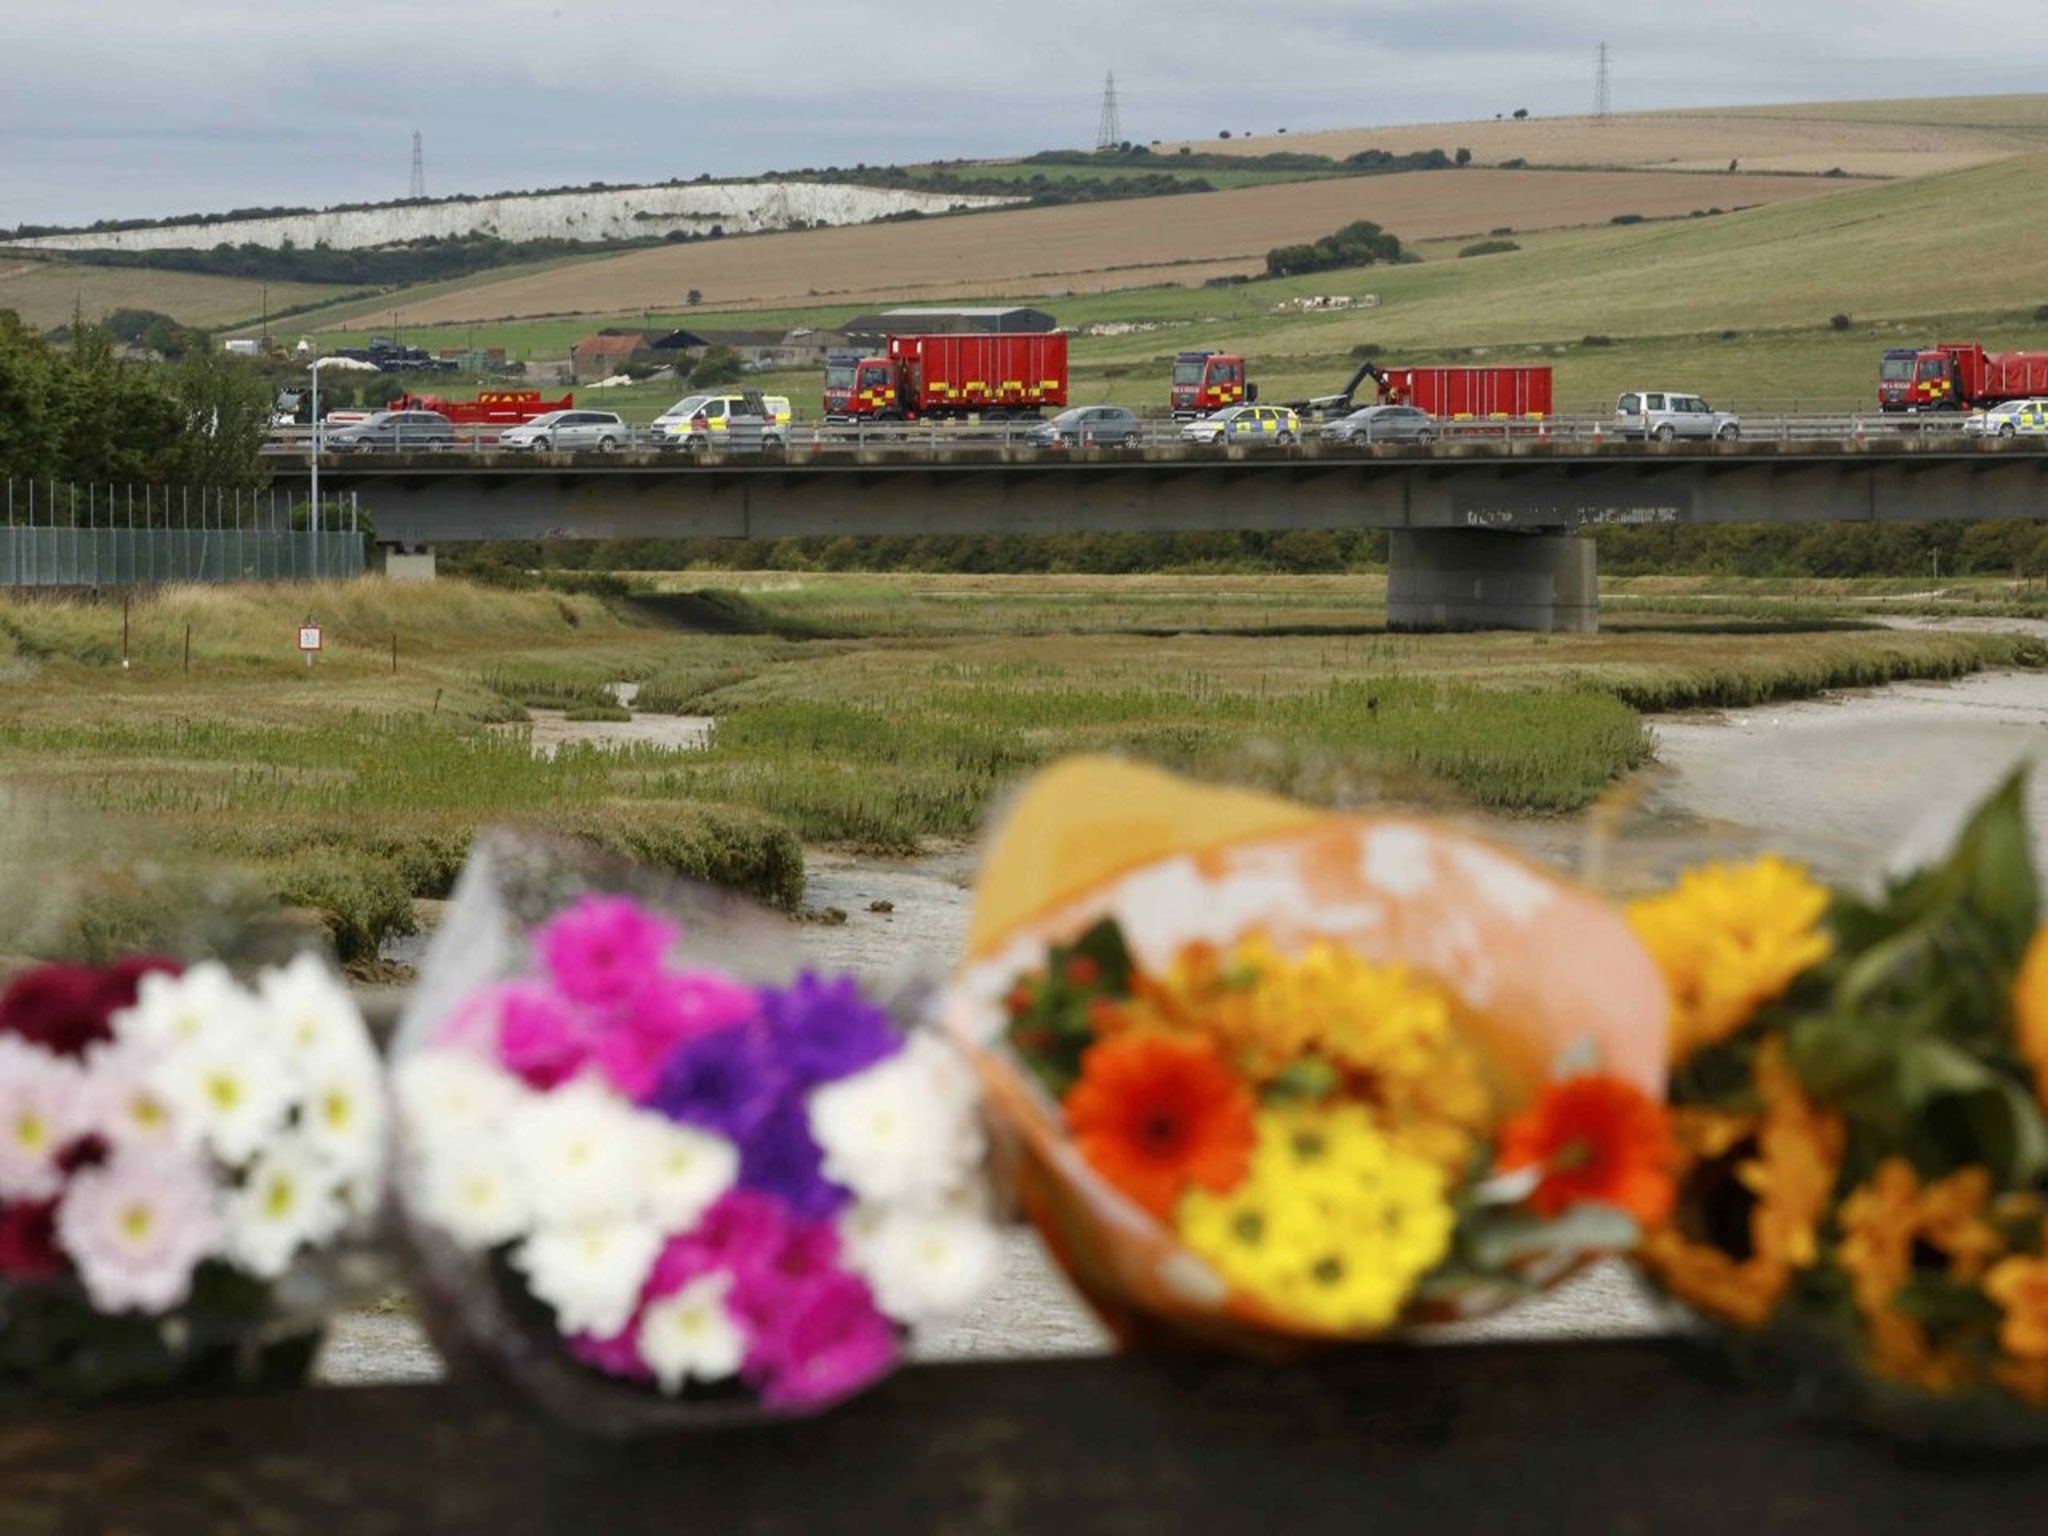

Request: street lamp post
left=309, top=360, right=322, bottom=542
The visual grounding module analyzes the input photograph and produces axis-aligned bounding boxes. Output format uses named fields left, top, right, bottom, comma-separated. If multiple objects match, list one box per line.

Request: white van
left=1616, top=390, right=1741, bottom=441
left=649, top=392, right=793, bottom=451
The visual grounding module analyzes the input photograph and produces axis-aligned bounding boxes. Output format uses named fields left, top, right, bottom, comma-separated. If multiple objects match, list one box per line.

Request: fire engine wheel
left=1653, top=424, right=1676, bottom=442
left=2000, top=423, right=2018, bottom=438
left=877, top=411, right=903, bottom=424
left=597, top=436, right=617, bottom=452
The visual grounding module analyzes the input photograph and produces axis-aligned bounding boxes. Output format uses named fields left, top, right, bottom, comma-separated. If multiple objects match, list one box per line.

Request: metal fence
left=1, top=481, right=365, bottom=587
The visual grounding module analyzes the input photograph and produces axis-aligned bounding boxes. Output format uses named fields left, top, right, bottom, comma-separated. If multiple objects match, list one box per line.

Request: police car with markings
left=1963, top=398, right=2048, bottom=438
left=649, top=393, right=794, bottom=451
left=1179, top=404, right=1301, bottom=445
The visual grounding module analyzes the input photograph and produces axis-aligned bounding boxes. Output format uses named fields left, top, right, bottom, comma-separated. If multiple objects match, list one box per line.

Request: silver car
left=322, top=409, right=456, bottom=452
left=498, top=410, right=627, bottom=452
left=1026, top=406, right=1143, bottom=448
left=1616, top=390, right=1740, bottom=441
left=1319, top=404, right=1437, bottom=445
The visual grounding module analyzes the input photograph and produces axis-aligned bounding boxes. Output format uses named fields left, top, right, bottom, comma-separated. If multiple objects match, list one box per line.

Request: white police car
left=1178, top=404, right=1301, bottom=445
left=1963, top=398, right=2048, bottom=438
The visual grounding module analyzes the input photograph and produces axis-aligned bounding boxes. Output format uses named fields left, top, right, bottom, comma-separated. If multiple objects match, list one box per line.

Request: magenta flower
left=55, top=1148, right=221, bottom=1314
left=568, top=1324, right=655, bottom=1382
left=647, top=1189, right=793, bottom=1296
left=535, top=895, right=679, bottom=1010
left=743, top=1270, right=898, bottom=1412
left=596, top=970, right=760, bottom=1102
left=495, top=982, right=596, bottom=1090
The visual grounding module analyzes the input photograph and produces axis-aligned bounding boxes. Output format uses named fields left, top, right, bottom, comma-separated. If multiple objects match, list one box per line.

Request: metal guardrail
left=261, top=411, right=2004, bottom=461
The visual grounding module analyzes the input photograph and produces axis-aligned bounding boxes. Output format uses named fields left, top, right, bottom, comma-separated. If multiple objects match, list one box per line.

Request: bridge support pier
left=373, top=544, right=437, bottom=582
left=1386, top=529, right=1597, bottom=633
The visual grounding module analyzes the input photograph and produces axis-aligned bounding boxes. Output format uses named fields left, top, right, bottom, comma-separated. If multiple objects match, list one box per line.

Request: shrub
left=1500, top=157, right=1528, bottom=169
left=1581, top=335, right=1615, bottom=348
left=1610, top=213, right=1645, bottom=226
left=688, top=345, right=745, bottom=386
left=1830, top=313, right=1853, bottom=331
left=1458, top=239, right=1520, bottom=258
left=1264, top=219, right=1403, bottom=278
left=1455, top=147, right=1472, bottom=167
left=2034, top=303, right=2048, bottom=323
left=1489, top=226, right=1513, bottom=236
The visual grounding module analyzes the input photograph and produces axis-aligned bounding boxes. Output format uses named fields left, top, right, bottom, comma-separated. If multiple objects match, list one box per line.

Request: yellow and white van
left=649, top=393, right=794, bottom=450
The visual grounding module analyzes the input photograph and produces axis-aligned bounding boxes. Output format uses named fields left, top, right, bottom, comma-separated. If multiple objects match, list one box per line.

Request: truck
left=1879, top=343, right=2048, bottom=413
left=1180, top=353, right=1553, bottom=423
left=1171, top=351, right=1254, bottom=419
left=390, top=389, right=573, bottom=427
left=824, top=333, right=1068, bottom=422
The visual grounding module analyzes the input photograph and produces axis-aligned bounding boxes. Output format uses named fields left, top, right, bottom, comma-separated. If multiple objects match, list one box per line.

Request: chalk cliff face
left=5, top=182, right=1015, bottom=255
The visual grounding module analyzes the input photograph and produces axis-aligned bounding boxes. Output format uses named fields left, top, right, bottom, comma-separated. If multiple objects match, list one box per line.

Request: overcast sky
left=5, top=1, right=2043, bottom=228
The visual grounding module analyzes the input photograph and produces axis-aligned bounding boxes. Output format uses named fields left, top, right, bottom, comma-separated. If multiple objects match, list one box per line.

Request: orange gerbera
left=1496, top=1073, right=1676, bottom=1224
left=1985, top=1230, right=2048, bottom=1361
left=1064, top=1033, right=1256, bottom=1220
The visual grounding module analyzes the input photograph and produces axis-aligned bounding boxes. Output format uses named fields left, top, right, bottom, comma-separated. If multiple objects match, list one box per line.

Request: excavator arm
left=1289, top=359, right=1388, bottom=419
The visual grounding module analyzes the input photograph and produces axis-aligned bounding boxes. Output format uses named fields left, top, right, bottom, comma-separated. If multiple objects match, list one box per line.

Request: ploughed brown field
left=0, top=259, right=340, bottom=332
left=320, top=167, right=1874, bottom=327
left=1171, top=99, right=2048, bottom=179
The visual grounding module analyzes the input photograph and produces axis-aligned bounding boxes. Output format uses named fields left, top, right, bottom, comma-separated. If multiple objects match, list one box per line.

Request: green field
left=0, top=574, right=2036, bottom=966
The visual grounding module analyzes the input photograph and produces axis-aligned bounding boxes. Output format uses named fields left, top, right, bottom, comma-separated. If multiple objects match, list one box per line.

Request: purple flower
left=597, top=971, right=761, bottom=1103
left=762, top=972, right=902, bottom=1089
left=648, top=1023, right=784, bottom=1143
left=535, top=895, right=678, bottom=1010
left=743, top=1270, right=898, bottom=1412
left=495, top=983, right=595, bottom=1090
left=738, top=1094, right=848, bottom=1222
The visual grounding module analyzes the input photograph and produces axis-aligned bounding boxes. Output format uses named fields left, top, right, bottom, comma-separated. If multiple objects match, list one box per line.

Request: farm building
left=569, top=330, right=661, bottom=382
left=840, top=306, right=1058, bottom=344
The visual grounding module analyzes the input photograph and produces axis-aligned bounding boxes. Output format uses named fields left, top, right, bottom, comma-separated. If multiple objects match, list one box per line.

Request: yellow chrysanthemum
left=1179, top=1103, right=1454, bottom=1334
left=2015, top=926, right=2048, bottom=1110
left=1100, top=937, right=1490, bottom=1176
left=1627, top=855, right=1832, bottom=1061
left=1642, top=1045, right=1842, bottom=1328
left=1984, top=1227, right=2048, bottom=1362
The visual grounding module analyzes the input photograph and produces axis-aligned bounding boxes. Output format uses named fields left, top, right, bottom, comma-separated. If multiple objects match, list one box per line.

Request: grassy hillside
left=0, top=258, right=345, bottom=332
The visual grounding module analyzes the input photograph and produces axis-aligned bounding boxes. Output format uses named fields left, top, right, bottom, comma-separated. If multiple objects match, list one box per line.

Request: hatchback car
left=1319, top=404, right=1437, bottom=444
left=650, top=393, right=793, bottom=450
left=322, top=410, right=456, bottom=452
left=1179, top=404, right=1300, bottom=445
left=1027, top=406, right=1143, bottom=448
left=1615, top=390, right=1740, bottom=441
left=498, top=409, right=627, bottom=452
left=1962, top=398, right=2048, bottom=438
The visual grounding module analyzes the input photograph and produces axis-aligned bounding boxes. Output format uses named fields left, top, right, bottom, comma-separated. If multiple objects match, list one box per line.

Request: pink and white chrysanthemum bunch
left=0, top=952, right=385, bottom=1375
left=395, top=893, right=1000, bottom=1415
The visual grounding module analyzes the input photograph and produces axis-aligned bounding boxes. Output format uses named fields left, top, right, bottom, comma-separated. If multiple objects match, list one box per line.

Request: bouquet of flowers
left=945, top=757, right=1675, bottom=1351
left=1633, top=773, right=2048, bottom=1441
left=0, top=952, right=386, bottom=1401
left=392, top=835, right=1000, bottom=1428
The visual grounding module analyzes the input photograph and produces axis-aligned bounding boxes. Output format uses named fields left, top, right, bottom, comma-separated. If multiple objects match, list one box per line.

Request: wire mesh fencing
left=1, top=481, right=365, bottom=587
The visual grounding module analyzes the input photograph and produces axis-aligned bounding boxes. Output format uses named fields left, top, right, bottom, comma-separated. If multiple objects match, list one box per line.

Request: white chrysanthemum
left=512, top=1221, right=662, bottom=1338
left=638, top=1274, right=746, bottom=1392
left=635, top=1114, right=738, bottom=1233
left=155, top=1023, right=293, bottom=1169
left=76, top=1037, right=180, bottom=1150
left=413, top=1138, right=531, bottom=1251
left=808, top=1034, right=984, bottom=1208
left=297, top=1050, right=388, bottom=1183
left=114, top=961, right=262, bottom=1053
left=225, top=1134, right=345, bottom=1279
left=257, top=951, right=378, bottom=1073
left=512, top=1079, right=645, bottom=1227
left=0, top=1036, right=81, bottom=1201
left=844, top=1205, right=1003, bottom=1324
left=393, top=1052, right=529, bottom=1156
left=55, top=1147, right=223, bottom=1314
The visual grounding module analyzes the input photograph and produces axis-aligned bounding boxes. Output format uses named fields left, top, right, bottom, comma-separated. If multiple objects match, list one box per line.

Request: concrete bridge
left=280, top=435, right=2048, bottom=631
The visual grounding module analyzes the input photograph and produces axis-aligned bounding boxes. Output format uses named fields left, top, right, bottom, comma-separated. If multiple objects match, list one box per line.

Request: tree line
left=0, top=310, right=272, bottom=491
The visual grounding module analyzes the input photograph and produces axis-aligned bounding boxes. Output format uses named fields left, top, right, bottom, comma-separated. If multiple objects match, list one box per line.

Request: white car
left=498, top=410, right=626, bottom=452
left=1178, top=404, right=1300, bottom=445
left=1963, top=398, right=2048, bottom=438
left=1616, top=390, right=1741, bottom=441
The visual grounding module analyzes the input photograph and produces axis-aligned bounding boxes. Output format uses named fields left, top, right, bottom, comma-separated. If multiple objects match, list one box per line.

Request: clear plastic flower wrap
left=1628, top=771, right=2048, bottom=1447
left=390, top=830, right=1002, bottom=1433
left=943, top=757, right=1675, bottom=1355
left=0, top=950, right=387, bottom=1403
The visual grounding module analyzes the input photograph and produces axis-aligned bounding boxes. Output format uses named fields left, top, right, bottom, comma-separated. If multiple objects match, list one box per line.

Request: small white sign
left=297, top=624, right=323, bottom=652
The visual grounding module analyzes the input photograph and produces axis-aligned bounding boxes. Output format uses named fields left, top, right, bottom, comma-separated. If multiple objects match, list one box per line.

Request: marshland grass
left=0, top=571, right=2036, bottom=959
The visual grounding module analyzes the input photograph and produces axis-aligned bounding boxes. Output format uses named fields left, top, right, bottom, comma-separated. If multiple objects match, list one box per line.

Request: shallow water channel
left=327, top=657, right=2048, bottom=1384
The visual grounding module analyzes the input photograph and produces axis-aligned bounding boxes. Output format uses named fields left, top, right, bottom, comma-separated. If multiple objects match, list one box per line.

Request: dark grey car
left=1027, top=405, right=1143, bottom=448
left=325, top=409, right=456, bottom=452
left=1319, top=405, right=1436, bottom=444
